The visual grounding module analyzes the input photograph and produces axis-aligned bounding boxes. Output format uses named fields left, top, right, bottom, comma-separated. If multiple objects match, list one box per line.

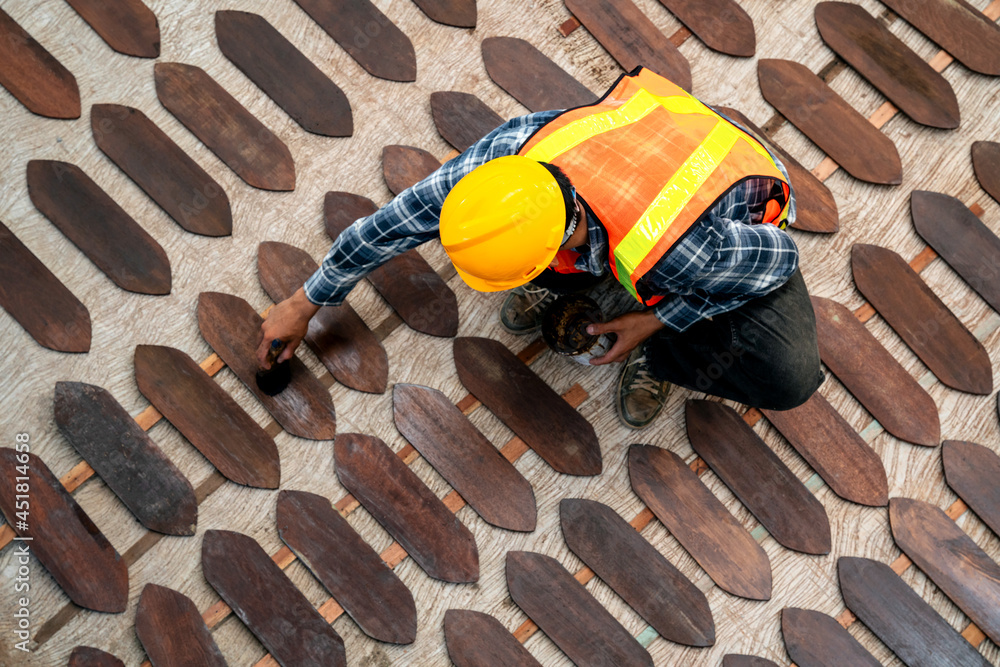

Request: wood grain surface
left=628, top=444, right=772, bottom=600
left=430, top=91, right=503, bottom=151
left=0, top=7, right=80, bottom=118
left=444, top=610, right=542, bottom=667
left=506, top=550, right=654, bottom=666
left=133, top=345, right=281, bottom=489
left=154, top=62, right=295, bottom=191
left=135, top=584, right=228, bottom=667
left=972, top=141, right=1000, bottom=204
left=276, top=490, right=417, bottom=644
left=852, top=243, right=993, bottom=395
left=393, top=383, right=536, bottom=531
left=68, top=647, right=125, bottom=667
left=481, top=36, right=597, bottom=112
left=781, top=607, right=880, bottom=667
left=411, top=0, right=476, bottom=28
left=655, top=0, right=755, bottom=56
left=878, top=0, right=1000, bottom=75
left=334, top=433, right=479, bottom=583
left=942, top=440, right=1000, bottom=538
left=53, top=381, right=197, bottom=536
left=382, top=144, right=442, bottom=195
left=90, top=104, right=233, bottom=237
left=64, top=0, right=159, bottom=58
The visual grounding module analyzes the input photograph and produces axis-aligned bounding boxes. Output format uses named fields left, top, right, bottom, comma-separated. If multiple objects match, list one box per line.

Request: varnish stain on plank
left=411, top=0, right=476, bottom=28
left=444, top=610, right=542, bottom=667
left=781, top=607, right=880, bottom=667
left=64, top=0, right=160, bottom=58
left=383, top=145, right=442, bottom=195
left=722, top=657, right=779, bottom=667
left=879, top=0, right=1000, bottom=75
left=972, top=141, right=1000, bottom=204
left=0, top=8, right=80, bottom=118
left=135, top=584, right=227, bottom=667
left=430, top=91, right=503, bottom=152
left=68, top=647, right=125, bottom=667
left=655, top=0, right=755, bottom=57
left=481, top=36, right=597, bottom=112
left=943, top=440, right=1000, bottom=538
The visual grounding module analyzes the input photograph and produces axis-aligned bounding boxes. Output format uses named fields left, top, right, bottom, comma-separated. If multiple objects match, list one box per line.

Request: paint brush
left=256, top=339, right=291, bottom=396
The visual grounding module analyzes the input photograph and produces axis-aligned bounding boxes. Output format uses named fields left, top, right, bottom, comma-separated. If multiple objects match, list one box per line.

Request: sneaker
left=499, top=284, right=558, bottom=334
left=615, top=346, right=672, bottom=429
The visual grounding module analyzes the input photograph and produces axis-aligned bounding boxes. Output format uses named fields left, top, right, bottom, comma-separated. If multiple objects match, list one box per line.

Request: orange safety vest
left=518, top=67, right=790, bottom=306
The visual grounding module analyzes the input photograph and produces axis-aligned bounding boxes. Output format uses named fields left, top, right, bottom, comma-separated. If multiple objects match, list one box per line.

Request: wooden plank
left=852, top=243, right=992, bottom=395
left=291, top=0, right=416, bottom=82
left=393, top=383, right=536, bottom=532
left=154, top=62, right=295, bottom=191
left=202, top=530, right=346, bottom=666
left=878, top=0, right=1000, bottom=75
left=890, top=497, right=1000, bottom=645
left=135, top=584, right=227, bottom=667
left=758, top=59, right=902, bottom=185
left=215, top=11, right=352, bottom=137
left=685, top=400, right=831, bottom=554
left=714, top=106, right=838, bottom=234
left=0, top=220, right=90, bottom=352
left=430, top=91, right=503, bottom=152
left=445, top=610, right=542, bottom=666
left=134, top=345, right=281, bottom=489
left=276, top=490, right=417, bottom=644
left=560, top=498, right=715, bottom=647
left=655, top=0, right=755, bottom=57
left=334, top=433, right=479, bottom=583
left=64, top=0, right=159, bottom=58
left=722, top=657, right=778, bottom=667
left=838, top=556, right=991, bottom=667
left=628, top=444, right=772, bottom=600
left=811, top=296, right=940, bottom=446
left=53, top=381, right=197, bottom=536
left=911, top=190, right=1000, bottom=314
left=481, top=36, right=597, bottom=112
left=564, top=0, right=692, bottom=91
left=506, top=551, right=654, bottom=666
left=815, top=2, right=959, bottom=129
left=972, top=141, right=1000, bottom=204
left=454, top=337, right=602, bottom=476
left=411, top=0, right=476, bottom=27
left=91, top=104, right=232, bottom=237
left=0, top=450, right=127, bottom=612
left=0, top=8, right=80, bottom=118
left=197, top=292, right=337, bottom=440
left=68, top=647, right=125, bottom=667
left=943, top=440, right=1000, bottom=538
left=781, top=607, right=880, bottom=667
left=26, top=160, right=171, bottom=295
left=258, top=241, right=387, bottom=393
left=382, top=144, right=441, bottom=195
left=761, top=390, right=888, bottom=507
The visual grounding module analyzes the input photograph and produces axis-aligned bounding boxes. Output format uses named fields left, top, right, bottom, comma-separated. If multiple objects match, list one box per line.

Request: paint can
left=541, top=295, right=612, bottom=365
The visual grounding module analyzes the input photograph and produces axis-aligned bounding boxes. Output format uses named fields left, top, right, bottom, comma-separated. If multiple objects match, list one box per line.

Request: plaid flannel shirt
left=305, top=108, right=800, bottom=333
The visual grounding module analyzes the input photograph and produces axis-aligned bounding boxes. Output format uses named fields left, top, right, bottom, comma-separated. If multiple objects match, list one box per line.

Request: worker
left=258, top=67, right=823, bottom=429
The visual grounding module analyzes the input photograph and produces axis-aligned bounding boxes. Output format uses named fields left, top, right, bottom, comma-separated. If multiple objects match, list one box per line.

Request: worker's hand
left=587, top=310, right=665, bottom=365
left=256, top=287, right=321, bottom=368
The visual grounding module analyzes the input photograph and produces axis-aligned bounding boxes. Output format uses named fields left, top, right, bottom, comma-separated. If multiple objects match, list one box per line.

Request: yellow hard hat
left=440, top=155, right=567, bottom=292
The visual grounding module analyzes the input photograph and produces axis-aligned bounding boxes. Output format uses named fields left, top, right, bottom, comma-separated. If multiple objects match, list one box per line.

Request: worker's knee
left=749, top=338, right=823, bottom=411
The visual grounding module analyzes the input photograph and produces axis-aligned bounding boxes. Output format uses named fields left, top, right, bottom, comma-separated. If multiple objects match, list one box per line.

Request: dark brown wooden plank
left=334, top=433, right=479, bottom=583
left=454, top=337, right=602, bottom=476
left=68, top=647, right=125, bottom=667
left=27, top=160, right=171, bottom=295
left=838, top=556, right=991, bottom=667
left=215, top=11, right=352, bottom=137
left=444, top=610, right=542, bottom=667
left=0, top=8, right=80, bottom=118
left=0, top=220, right=90, bottom=352
left=781, top=607, right=880, bottom=667
left=686, top=400, right=831, bottom=554
left=628, top=444, right=772, bottom=600
left=943, top=440, right=1000, bottom=538
left=564, top=0, right=692, bottom=91
left=714, top=106, right=839, bottom=234
left=135, top=584, right=227, bottom=667
left=852, top=243, right=992, bottom=395
left=878, top=0, right=1000, bottom=76
left=291, top=0, right=416, bottom=82
left=276, top=490, right=417, bottom=644
left=812, top=296, right=940, bottom=447
left=890, top=497, right=1000, bottom=645
left=0, top=450, right=127, bottom=612
left=258, top=241, right=387, bottom=393
left=393, top=383, right=536, bottom=531
left=202, top=529, right=346, bottom=666
left=197, top=292, right=337, bottom=440
left=53, top=381, right=197, bottom=536
left=506, top=551, right=653, bottom=666
left=430, top=91, right=503, bottom=152
left=481, top=37, right=597, bottom=112
left=91, top=104, right=232, bottom=237
left=64, top=0, right=159, bottom=58
left=758, top=59, right=902, bottom=185
left=134, top=345, right=281, bottom=489
left=817, top=2, right=960, bottom=129
left=324, top=191, right=459, bottom=338
left=911, top=190, right=1000, bottom=314
left=154, top=62, right=295, bottom=191
left=411, top=0, right=476, bottom=27
left=762, top=390, right=888, bottom=507
left=560, top=498, right=715, bottom=647
left=722, top=657, right=778, bottom=667
left=655, top=0, right=755, bottom=56
left=972, top=141, right=1000, bottom=205
left=383, top=144, right=441, bottom=195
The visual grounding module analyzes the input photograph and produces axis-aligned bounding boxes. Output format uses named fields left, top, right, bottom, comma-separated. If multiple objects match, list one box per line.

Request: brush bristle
left=256, top=361, right=291, bottom=396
